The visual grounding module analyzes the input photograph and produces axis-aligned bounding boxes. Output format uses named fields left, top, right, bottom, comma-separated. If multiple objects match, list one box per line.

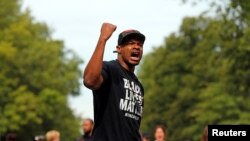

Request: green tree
left=139, top=0, right=250, bottom=141
left=0, top=0, right=83, bottom=140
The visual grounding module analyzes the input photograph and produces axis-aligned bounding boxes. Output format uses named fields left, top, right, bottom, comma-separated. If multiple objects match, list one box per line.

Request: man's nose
left=133, top=43, right=142, bottom=49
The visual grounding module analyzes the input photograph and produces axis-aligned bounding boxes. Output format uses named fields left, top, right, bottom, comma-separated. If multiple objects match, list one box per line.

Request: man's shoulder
left=103, top=60, right=119, bottom=69
left=103, top=60, right=117, bottom=65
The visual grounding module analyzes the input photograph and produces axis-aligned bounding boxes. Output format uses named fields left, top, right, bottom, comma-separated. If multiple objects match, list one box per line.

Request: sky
left=21, top=0, right=209, bottom=119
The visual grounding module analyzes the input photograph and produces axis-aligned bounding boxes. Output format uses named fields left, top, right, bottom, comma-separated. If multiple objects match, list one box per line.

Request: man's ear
left=116, top=45, right=121, bottom=54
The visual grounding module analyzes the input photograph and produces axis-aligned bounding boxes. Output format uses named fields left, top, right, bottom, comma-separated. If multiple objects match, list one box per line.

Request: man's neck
left=117, top=59, right=135, bottom=72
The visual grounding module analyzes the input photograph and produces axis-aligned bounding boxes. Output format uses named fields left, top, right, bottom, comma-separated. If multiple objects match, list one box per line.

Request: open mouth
left=130, top=51, right=140, bottom=61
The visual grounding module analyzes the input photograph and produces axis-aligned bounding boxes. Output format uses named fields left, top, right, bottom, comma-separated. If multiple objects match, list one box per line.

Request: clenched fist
left=100, top=22, right=117, bottom=41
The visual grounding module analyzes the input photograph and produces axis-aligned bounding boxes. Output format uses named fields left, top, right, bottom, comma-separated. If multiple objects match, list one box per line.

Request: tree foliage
left=0, top=0, right=83, bottom=140
left=139, top=0, right=250, bottom=141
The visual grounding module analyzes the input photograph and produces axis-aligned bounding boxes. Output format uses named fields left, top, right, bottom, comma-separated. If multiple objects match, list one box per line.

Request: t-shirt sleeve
left=101, top=61, right=109, bottom=82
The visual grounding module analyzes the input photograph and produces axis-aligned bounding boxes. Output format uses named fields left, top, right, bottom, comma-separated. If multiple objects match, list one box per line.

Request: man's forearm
left=83, top=38, right=106, bottom=89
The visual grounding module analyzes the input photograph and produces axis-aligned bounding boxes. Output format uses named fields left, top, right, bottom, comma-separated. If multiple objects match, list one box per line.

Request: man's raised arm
left=83, top=23, right=117, bottom=90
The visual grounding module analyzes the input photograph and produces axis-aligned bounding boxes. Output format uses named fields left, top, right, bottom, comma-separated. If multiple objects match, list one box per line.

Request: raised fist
left=100, top=22, right=117, bottom=41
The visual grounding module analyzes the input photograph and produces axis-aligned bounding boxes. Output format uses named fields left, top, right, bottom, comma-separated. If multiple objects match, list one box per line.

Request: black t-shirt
left=91, top=60, right=144, bottom=141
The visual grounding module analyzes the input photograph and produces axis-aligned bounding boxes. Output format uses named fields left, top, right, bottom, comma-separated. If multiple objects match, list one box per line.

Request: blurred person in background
left=141, top=132, right=150, bottom=141
left=200, top=126, right=208, bottom=141
left=5, top=131, right=17, bottom=141
left=46, top=130, right=60, bottom=141
left=33, top=135, right=45, bottom=141
left=154, top=125, right=167, bottom=141
left=77, top=118, right=94, bottom=141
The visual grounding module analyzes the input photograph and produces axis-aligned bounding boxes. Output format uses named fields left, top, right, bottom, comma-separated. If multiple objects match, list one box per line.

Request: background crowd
left=1, top=118, right=208, bottom=141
